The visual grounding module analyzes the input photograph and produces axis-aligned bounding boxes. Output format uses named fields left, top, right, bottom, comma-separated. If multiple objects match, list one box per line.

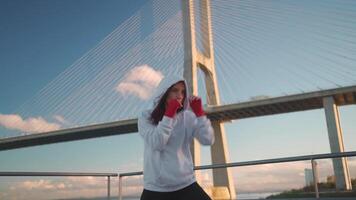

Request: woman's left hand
left=189, top=96, right=205, bottom=117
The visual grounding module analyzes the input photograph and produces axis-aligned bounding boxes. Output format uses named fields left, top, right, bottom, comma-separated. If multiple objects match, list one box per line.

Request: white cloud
left=5, top=177, right=111, bottom=200
left=65, top=176, right=106, bottom=187
left=0, top=114, right=61, bottom=134
left=19, top=179, right=67, bottom=190
left=116, top=65, right=163, bottom=100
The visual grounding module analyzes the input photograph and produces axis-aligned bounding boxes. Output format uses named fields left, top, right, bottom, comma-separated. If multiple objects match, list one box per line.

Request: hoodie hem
left=144, top=177, right=196, bottom=192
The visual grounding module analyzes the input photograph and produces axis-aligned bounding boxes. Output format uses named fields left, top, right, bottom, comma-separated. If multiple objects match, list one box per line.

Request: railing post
left=118, top=175, right=122, bottom=200
left=311, top=159, right=319, bottom=199
left=107, top=176, right=111, bottom=199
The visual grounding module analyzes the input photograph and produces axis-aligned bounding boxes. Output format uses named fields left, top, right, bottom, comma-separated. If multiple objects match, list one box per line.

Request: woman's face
left=166, top=82, right=186, bottom=106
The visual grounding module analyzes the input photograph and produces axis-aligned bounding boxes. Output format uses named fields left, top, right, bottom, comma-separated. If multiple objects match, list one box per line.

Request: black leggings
left=140, top=182, right=212, bottom=200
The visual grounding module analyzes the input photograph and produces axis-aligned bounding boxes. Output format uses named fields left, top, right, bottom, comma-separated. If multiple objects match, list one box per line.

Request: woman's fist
left=189, top=96, right=205, bottom=117
left=165, top=99, right=182, bottom=118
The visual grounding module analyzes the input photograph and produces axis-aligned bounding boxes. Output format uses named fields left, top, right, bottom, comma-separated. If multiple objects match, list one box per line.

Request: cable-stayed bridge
left=1, top=0, right=356, bottom=199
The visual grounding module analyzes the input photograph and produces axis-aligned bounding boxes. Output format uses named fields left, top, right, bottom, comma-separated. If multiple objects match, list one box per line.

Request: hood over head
left=149, top=75, right=190, bottom=111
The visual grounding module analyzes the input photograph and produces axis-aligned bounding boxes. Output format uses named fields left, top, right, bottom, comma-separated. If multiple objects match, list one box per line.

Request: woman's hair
left=150, top=81, right=185, bottom=125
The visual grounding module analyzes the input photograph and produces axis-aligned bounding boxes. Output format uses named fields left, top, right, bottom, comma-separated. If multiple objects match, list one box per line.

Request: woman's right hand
left=164, top=99, right=182, bottom=118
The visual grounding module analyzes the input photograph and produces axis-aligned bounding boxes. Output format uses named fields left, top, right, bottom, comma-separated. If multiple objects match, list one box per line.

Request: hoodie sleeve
left=192, top=115, right=215, bottom=145
left=138, top=111, right=174, bottom=151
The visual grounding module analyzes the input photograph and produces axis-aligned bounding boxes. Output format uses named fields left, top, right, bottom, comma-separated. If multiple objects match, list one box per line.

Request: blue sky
left=0, top=0, right=146, bottom=113
left=0, top=0, right=356, bottom=199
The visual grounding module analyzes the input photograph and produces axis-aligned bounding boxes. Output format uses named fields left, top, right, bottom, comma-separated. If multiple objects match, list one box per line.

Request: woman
left=138, top=75, right=214, bottom=200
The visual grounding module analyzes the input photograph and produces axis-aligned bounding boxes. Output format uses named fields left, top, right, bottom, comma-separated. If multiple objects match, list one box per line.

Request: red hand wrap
left=189, top=96, right=205, bottom=117
left=164, top=99, right=181, bottom=118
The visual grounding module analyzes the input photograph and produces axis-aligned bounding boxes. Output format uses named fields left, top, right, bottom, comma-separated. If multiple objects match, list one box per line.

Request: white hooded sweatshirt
left=138, top=75, right=215, bottom=192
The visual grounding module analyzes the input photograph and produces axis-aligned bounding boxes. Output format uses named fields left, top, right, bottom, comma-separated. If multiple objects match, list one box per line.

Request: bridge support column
left=182, top=0, right=236, bottom=199
left=323, top=96, right=352, bottom=190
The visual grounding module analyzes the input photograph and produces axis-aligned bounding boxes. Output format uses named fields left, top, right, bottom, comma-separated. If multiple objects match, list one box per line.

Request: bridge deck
left=1, top=86, right=355, bottom=150
left=207, top=85, right=356, bottom=121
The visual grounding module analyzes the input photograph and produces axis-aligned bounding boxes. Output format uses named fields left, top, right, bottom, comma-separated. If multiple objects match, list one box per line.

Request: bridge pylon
left=323, top=97, right=352, bottom=190
left=182, top=0, right=236, bottom=199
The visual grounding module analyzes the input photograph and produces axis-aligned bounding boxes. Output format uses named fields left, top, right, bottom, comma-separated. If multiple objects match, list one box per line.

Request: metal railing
left=1, top=151, right=355, bottom=200
left=118, top=151, right=356, bottom=200
left=0, top=172, right=118, bottom=199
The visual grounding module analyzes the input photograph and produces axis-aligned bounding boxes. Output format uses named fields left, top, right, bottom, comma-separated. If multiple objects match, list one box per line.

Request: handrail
left=1, top=151, right=355, bottom=200
left=118, top=151, right=356, bottom=200
left=194, top=151, right=356, bottom=170
left=119, top=151, right=356, bottom=177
